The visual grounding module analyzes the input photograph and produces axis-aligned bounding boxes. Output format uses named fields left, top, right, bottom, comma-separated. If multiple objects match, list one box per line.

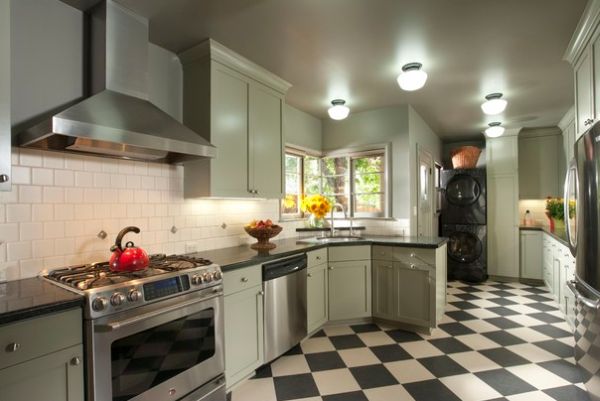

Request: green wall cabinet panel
left=518, top=133, right=564, bottom=199
left=328, top=260, right=372, bottom=321
left=307, top=263, right=328, bottom=333
left=372, top=260, right=395, bottom=320
left=224, top=284, right=264, bottom=388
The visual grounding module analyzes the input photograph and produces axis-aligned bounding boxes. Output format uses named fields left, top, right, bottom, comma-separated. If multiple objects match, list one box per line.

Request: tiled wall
left=518, top=199, right=549, bottom=227
left=0, top=148, right=408, bottom=282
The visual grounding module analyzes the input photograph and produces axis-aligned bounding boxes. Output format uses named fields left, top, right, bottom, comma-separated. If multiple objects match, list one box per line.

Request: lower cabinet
left=224, top=284, right=264, bottom=388
left=394, top=262, right=432, bottom=327
left=307, top=263, right=328, bottom=333
left=372, top=261, right=395, bottom=320
left=520, top=230, right=543, bottom=280
left=328, top=260, right=372, bottom=321
left=0, top=345, right=84, bottom=401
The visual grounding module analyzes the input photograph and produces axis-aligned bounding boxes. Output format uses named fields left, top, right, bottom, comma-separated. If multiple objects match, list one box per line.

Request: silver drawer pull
left=410, top=263, right=416, bottom=269
left=308, top=273, right=313, bottom=277
left=70, top=357, right=81, bottom=366
left=6, top=342, right=20, bottom=353
left=241, top=277, right=249, bottom=283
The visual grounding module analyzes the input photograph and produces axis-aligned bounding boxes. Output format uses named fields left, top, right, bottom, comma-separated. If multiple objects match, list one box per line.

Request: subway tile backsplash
left=0, top=148, right=408, bottom=282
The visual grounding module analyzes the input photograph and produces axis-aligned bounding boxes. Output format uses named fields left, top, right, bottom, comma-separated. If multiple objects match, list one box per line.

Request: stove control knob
left=191, top=275, right=204, bottom=286
left=92, top=297, right=108, bottom=311
left=212, top=271, right=222, bottom=280
left=128, top=289, right=142, bottom=302
left=202, top=272, right=213, bottom=283
left=110, top=293, right=126, bottom=306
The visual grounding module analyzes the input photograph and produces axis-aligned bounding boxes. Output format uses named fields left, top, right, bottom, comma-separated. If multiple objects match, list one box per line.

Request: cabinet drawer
left=223, top=264, right=262, bottom=296
left=394, top=247, right=435, bottom=267
left=372, top=246, right=394, bottom=261
left=307, top=248, right=327, bottom=268
left=0, top=308, right=82, bottom=370
left=328, top=245, right=371, bottom=262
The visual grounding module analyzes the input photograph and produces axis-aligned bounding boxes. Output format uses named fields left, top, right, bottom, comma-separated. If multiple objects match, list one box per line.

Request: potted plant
left=301, top=194, right=332, bottom=228
left=545, top=197, right=565, bottom=234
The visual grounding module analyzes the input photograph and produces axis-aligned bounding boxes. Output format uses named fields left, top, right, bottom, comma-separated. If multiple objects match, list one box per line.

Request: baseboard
left=488, top=275, right=520, bottom=283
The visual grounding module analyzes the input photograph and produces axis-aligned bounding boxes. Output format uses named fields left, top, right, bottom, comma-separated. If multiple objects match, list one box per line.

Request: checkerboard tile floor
left=228, top=281, right=590, bottom=401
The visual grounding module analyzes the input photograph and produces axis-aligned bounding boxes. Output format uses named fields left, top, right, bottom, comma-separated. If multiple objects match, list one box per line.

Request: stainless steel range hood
left=16, top=0, right=216, bottom=163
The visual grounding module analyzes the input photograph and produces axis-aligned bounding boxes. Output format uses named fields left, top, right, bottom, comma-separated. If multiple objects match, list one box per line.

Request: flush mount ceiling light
left=328, top=99, right=350, bottom=120
left=397, top=62, right=428, bottom=91
left=485, top=122, right=505, bottom=138
left=481, top=93, right=507, bottom=115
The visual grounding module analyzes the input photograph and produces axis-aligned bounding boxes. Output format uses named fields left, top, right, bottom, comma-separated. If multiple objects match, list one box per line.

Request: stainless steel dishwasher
left=262, top=253, right=307, bottom=363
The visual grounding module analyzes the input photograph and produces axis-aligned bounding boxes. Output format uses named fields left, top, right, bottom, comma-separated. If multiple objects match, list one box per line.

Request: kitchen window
left=282, top=147, right=388, bottom=219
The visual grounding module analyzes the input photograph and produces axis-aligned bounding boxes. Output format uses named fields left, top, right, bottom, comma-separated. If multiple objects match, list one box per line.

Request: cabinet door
left=552, top=245, right=561, bottom=302
left=394, top=262, right=431, bottom=326
left=307, top=263, right=328, bottom=333
left=575, top=49, right=594, bottom=137
left=488, top=174, right=519, bottom=278
left=487, top=136, right=518, bottom=175
left=248, top=82, right=283, bottom=199
left=520, top=231, right=543, bottom=280
left=518, top=135, right=560, bottom=199
left=224, top=285, right=264, bottom=387
left=0, top=0, right=9, bottom=191
left=372, top=260, right=395, bottom=320
left=0, top=344, right=84, bottom=401
left=328, top=261, right=371, bottom=321
left=210, top=65, right=250, bottom=197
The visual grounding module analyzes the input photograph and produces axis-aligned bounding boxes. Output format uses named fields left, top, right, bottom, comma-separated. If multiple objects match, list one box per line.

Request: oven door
left=88, top=287, right=224, bottom=401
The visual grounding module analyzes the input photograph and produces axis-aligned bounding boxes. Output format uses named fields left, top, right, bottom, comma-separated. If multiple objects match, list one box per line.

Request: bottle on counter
left=524, top=210, right=534, bottom=226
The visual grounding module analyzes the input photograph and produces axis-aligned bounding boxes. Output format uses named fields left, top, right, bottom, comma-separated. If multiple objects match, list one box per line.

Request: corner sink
left=301, top=236, right=365, bottom=243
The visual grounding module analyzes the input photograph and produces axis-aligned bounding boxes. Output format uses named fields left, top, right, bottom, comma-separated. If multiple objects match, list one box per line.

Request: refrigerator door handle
left=564, top=158, right=578, bottom=257
left=567, top=280, right=600, bottom=309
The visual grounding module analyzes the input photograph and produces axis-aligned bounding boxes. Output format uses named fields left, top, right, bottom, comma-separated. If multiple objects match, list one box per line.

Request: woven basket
left=450, top=146, right=481, bottom=169
left=244, top=225, right=283, bottom=250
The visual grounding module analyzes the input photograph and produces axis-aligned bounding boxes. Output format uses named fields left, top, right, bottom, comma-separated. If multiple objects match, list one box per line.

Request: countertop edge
left=519, top=226, right=569, bottom=247
left=0, top=298, right=83, bottom=326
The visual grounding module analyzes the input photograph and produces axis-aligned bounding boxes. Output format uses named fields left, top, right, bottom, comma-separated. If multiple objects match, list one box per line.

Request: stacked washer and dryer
left=441, top=168, right=488, bottom=283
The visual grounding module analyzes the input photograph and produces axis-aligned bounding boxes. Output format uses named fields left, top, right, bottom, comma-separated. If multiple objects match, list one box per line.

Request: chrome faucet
left=330, top=203, right=346, bottom=237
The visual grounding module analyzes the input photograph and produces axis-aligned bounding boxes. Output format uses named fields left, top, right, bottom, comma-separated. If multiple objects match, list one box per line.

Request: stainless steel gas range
left=44, top=254, right=225, bottom=401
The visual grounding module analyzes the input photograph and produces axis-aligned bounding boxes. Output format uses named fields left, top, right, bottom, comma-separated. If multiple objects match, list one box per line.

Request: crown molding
left=557, top=106, right=576, bottom=131
left=564, top=0, right=600, bottom=64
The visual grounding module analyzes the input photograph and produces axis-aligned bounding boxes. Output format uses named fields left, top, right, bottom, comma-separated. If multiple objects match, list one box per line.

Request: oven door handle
left=567, top=280, right=600, bottom=309
left=96, top=287, right=223, bottom=331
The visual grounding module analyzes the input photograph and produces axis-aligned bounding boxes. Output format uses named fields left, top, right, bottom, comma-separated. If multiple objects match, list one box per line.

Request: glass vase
left=307, top=214, right=326, bottom=228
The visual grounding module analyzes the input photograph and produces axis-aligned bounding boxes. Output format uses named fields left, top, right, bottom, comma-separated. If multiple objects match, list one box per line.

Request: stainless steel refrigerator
left=566, top=121, right=600, bottom=400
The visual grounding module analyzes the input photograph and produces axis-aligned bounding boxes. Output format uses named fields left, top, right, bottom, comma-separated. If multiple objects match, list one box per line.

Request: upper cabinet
left=0, top=0, right=10, bottom=191
left=574, top=48, right=594, bottom=137
left=179, top=39, right=291, bottom=198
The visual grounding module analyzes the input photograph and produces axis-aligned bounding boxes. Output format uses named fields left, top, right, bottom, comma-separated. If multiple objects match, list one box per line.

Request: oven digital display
left=143, top=275, right=190, bottom=301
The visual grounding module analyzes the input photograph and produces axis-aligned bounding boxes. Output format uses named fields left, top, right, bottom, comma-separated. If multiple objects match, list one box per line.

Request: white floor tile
left=312, top=368, right=361, bottom=395
left=461, top=319, right=499, bottom=333
left=505, top=343, right=559, bottom=363
left=449, top=351, right=501, bottom=372
left=506, top=364, right=570, bottom=390
left=384, top=359, right=435, bottom=383
left=506, top=304, right=542, bottom=315
left=300, top=337, right=335, bottom=354
left=338, top=348, right=380, bottom=367
left=506, top=390, right=557, bottom=401
left=455, top=333, right=501, bottom=350
left=270, top=354, right=311, bottom=377
left=506, top=314, right=548, bottom=327
left=322, top=325, right=355, bottom=336
left=231, top=378, right=277, bottom=401
left=505, top=327, right=552, bottom=343
left=440, top=373, right=502, bottom=401
left=400, top=340, right=444, bottom=358
left=357, top=331, right=396, bottom=346
left=364, top=384, right=416, bottom=401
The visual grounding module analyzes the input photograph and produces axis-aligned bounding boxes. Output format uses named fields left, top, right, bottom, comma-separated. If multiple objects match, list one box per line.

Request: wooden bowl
left=244, top=225, right=283, bottom=250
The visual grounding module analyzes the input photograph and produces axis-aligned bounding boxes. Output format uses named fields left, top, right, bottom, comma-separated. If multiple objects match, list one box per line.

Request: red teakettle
left=109, top=226, right=149, bottom=272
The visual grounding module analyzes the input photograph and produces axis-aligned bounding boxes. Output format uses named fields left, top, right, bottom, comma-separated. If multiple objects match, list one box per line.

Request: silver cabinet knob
left=241, top=277, right=249, bottom=283
left=6, top=342, right=20, bottom=352
left=70, top=357, right=81, bottom=366
left=307, top=273, right=313, bottom=277
left=410, top=263, right=416, bottom=269
left=0, top=174, right=8, bottom=183
left=316, top=256, right=321, bottom=260
left=328, top=266, right=334, bottom=270
left=258, top=290, right=264, bottom=296
left=410, top=252, right=416, bottom=258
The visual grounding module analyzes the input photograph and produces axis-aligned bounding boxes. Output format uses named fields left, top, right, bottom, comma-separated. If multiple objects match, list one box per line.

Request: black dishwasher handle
left=263, top=254, right=307, bottom=281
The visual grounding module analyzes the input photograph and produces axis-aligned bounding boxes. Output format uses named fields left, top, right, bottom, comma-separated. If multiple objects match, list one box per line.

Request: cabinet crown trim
left=564, top=0, right=600, bottom=64
left=178, top=38, right=292, bottom=94
left=558, top=106, right=576, bottom=131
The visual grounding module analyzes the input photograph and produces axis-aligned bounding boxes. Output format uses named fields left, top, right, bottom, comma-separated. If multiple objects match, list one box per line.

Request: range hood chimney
left=16, top=0, right=216, bottom=163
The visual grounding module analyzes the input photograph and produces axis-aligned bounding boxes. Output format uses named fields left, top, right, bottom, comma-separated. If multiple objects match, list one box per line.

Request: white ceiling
left=117, top=0, right=587, bottom=140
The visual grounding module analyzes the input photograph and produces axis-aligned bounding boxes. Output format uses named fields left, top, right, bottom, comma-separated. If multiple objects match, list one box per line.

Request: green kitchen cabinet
left=224, top=284, right=264, bottom=388
left=518, top=130, right=564, bottom=199
left=307, top=263, right=328, bottom=333
left=0, top=345, right=84, bottom=401
left=372, top=260, right=395, bottom=320
left=180, top=39, right=291, bottom=199
left=394, top=261, right=432, bottom=327
left=328, top=260, right=372, bottom=321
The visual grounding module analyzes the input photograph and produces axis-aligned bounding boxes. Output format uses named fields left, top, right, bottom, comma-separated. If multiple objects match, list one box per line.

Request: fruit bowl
left=244, top=220, right=283, bottom=250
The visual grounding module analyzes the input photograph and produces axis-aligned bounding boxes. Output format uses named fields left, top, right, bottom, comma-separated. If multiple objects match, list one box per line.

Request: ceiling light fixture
left=397, top=62, right=428, bottom=91
left=481, top=93, right=507, bottom=115
left=328, top=99, right=350, bottom=120
left=485, top=122, right=505, bottom=138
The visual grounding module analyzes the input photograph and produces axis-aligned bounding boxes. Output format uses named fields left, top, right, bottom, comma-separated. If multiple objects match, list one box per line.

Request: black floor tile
left=284, top=344, right=303, bottom=355
left=350, top=323, right=381, bottom=333
left=457, top=286, right=483, bottom=293
left=253, top=364, right=273, bottom=379
left=485, top=317, right=523, bottom=330
left=455, top=293, right=480, bottom=301
left=479, top=348, right=530, bottom=367
left=446, top=310, right=478, bottom=321
left=349, top=364, right=399, bottom=389
left=476, top=369, right=537, bottom=396
left=528, top=302, right=559, bottom=312
left=488, top=297, right=518, bottom=306
left=531, top=324, right=573, bottom=338
left=311, top=329, right=327, bottom=338
left=524, top=294, right=555, bottom=303
left=482, top=330, right=526, bottom=346
left=489, top=290, right=518, bottom=298
left=417, top=355, right=469, bottom=377
left=449, top=301, right=479, bottom=310
left=322, top=391, right=369, bottom=401
left=527, top=312, right=564, bottom=323
left=544, top=385, right=591, bottom=401
left=305, top=351, right=346, bottom=372
left=369, top=344, right=412, bottom=363
left=522, top=287, right=550, bottom=294
left=490, top=283, right=514, bottom=290
left=404, top=379, right=462, bottom=401
left=538, top=359, right=589, bottom=383
left=428, top=337, right=472, bottom=354
left=273, top=373, right=320, bottom=401
left=438, top=322, right=476, bottom=336
left=329, top=334, right=366, bottom=350
left=488, top=306, right=520, bottom=316
left=385, top=329, right=423, bottom=343
left=533, top=339, right=576, bottom=358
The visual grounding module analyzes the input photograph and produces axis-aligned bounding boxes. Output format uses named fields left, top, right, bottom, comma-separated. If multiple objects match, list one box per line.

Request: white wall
left=284, top=104, right=322, bottom=151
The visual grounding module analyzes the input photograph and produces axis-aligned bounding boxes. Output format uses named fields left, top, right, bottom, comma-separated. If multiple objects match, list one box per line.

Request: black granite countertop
left=519, top=225, right=568, bottom=247
left=0, top=277, right=83, bottom=325
left=195, top=235, right=448, bottom=272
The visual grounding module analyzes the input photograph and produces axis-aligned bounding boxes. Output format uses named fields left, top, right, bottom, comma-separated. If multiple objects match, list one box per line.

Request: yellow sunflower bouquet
left=301, top=195, right=332, bottom=227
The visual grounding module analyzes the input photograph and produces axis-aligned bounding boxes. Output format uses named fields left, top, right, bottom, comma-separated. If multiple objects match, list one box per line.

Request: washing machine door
left=446, top=174, right=481, bottom=206
left=448, top=231, right=483, bottom=263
